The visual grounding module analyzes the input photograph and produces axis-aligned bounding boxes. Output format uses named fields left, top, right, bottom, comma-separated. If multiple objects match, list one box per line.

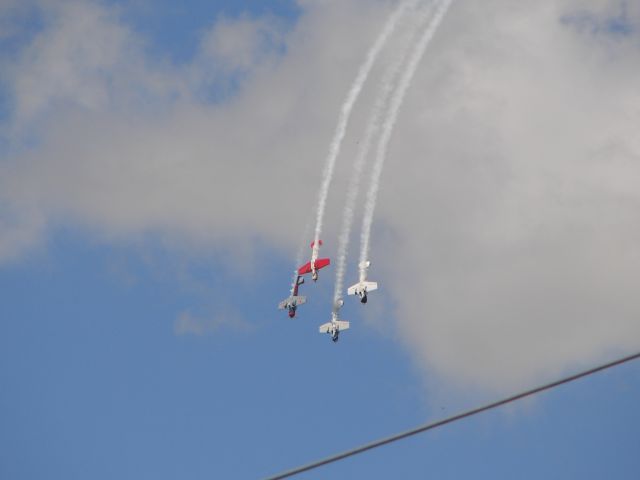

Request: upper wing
left=298, top=261, right=312, bottom=275
left=335, top=320, right=350, bottom=331
left=292, top=295, right=306, bottom=306
left=278, top=298, right=290, bottom=310
left=314, top=258, right=330, bottom=270
left=319, top=322, right=332, bottom=333
left=319, top=320, right=350, bottom=333
left=363, top=281, right=378, bottom=292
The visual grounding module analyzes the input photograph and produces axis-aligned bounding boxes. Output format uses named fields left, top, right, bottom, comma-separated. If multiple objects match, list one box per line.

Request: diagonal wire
left=264, top=350, right=640, bottom=480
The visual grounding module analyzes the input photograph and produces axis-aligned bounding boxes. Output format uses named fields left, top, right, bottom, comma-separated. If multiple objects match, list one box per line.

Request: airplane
left=298, top=240, right=330, bottom=282
left=278, top=274, right=306, bottom=318
left=347, top=260, right=378, bottom=303
left=319, top=298, right=349, bottom=342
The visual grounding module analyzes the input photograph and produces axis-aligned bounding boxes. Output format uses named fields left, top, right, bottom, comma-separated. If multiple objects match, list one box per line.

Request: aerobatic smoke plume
left=291, top=220, right=311, bottom=292
left=311, top=0, right=419, bottom=250
left=360, top=0, right=453, bottom=266
left=333, top=2, right=439, bottom=303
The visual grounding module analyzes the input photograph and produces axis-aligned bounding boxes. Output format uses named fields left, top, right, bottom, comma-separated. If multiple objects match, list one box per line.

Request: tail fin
left=358, top=260, right=371, bottom=282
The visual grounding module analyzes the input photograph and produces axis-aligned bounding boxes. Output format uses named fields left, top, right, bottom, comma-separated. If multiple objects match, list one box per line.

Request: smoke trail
left=295, top=220, right=311, bottom=267
left=360, top=0, right=453, bottom=266
left=311, top=0, right=418, bottom=249
left=332, top=3, right=438, bottom=303
left=291, top=220, right=311, bottom=293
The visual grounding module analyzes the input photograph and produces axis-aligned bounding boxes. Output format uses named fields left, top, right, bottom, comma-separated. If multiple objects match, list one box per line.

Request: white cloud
left=2, top=0, right=640, bottom=393
left=198, top=14, right=287, bottom=74
left=376, top=0, right=640, bottom=392
left=4, top=0, right=186, bottom=132
left=0, top=202, right=44, bottom=263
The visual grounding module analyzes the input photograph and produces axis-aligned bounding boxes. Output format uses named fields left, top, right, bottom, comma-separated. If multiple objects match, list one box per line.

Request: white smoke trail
left=333, top=2, right=439, bottom=303
left=311, top=0, right=418, bottom=249
left=291, top=220, right=311, bottom=294
left=360, top=0, right=453, bottom=266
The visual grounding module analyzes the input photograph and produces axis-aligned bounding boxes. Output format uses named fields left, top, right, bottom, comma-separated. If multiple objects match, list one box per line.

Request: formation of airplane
left=278, top=241, right=378, bottom=342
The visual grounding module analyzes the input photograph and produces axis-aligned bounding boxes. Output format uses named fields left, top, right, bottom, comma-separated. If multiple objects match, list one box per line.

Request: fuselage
left=283, top=275, right=304, bottom=318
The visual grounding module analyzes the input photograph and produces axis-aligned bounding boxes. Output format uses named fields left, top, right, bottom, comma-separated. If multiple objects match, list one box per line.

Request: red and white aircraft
left=298, top=240, right=330, bottom=282
left=278, top=274, right=306, bottom=318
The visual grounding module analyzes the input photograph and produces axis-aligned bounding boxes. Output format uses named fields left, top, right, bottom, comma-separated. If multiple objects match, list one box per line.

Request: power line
left=264, top=350, right=640, bottom=480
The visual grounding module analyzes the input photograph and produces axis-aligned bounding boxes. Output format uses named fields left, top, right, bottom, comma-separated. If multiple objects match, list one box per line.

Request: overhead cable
left=265, top=350, right=640, bottom=480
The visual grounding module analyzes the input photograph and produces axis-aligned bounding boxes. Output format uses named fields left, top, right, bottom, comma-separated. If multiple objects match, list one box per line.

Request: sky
left=1, top=0, right=639, bottom=478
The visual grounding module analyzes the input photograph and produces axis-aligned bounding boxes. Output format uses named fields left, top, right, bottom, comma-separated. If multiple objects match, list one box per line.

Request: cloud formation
left=2, top=0, right=639, bottom=392
left=378, top=0, right=640, bottom=391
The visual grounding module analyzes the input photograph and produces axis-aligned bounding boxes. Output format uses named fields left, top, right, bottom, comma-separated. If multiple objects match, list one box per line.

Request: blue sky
left=0, top=227, right=427, bottom=478
left=112, top=0, right=300, bottom=62
left=1, top=1, right=639, bottom=479
left=2, top=231, right=639, bottom=479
